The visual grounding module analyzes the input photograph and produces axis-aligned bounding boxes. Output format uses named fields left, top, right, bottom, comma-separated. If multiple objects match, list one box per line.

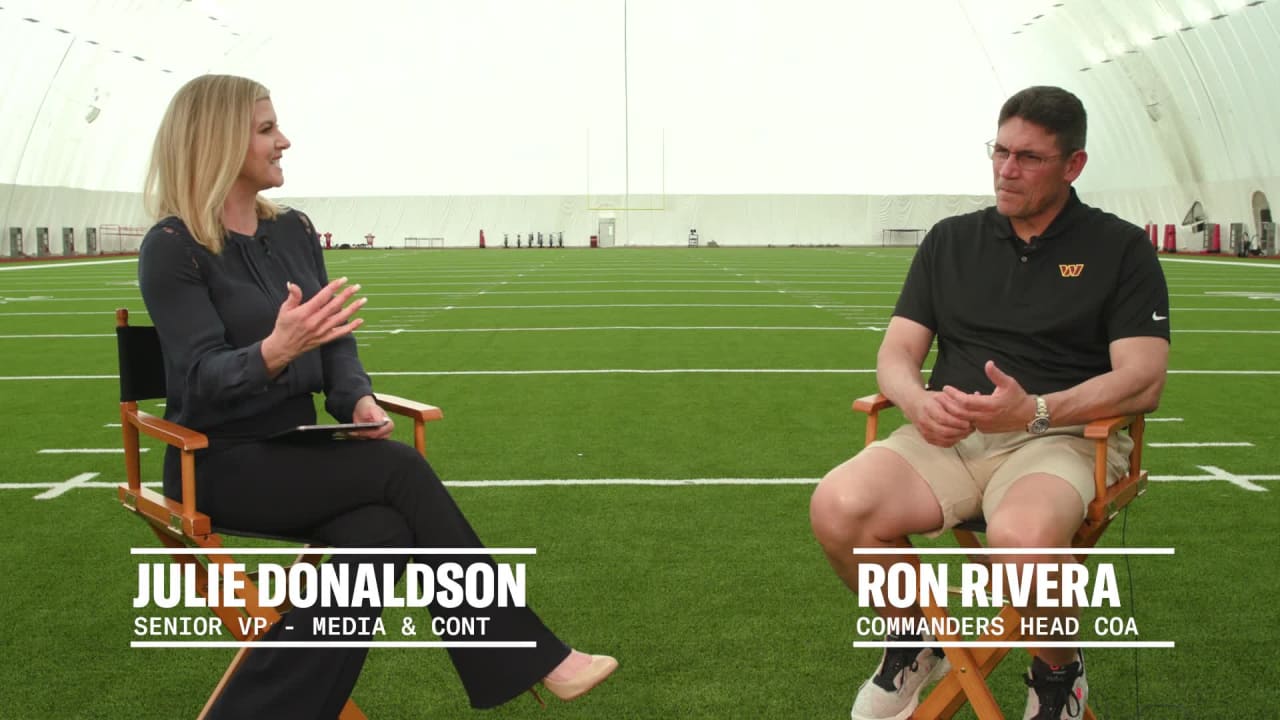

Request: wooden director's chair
left=853, top=393, right=1148, bottom=720
left=115, top=308, right=444, bottom=719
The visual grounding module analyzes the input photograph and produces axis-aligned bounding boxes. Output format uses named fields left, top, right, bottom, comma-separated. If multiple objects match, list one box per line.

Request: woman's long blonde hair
left=144, top=74, right=281, bottom=254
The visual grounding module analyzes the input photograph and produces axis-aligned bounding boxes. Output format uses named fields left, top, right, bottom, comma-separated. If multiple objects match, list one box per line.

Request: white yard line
left=0, top=258, right=138, bottom=272
left=4, top=326, right=1280, bottom=340
left=361, top=279, right=907, bottom=286
left=31, top=472, right=100, bottom=499
left=0, top=296, right=139, bottom=302
left=369, top=368, right=881, bottom=376
left=363, top=325, right=873, bottom=333
left=1163, top=370, right=1280, bottom=375
left=0, top=375, right=116, bottom=380
left=1173, top=329, right=1280, bottom=334
left=1157, top=465, right=1273, bottom=492
left=7, top=304, right=1280, bottom=317
left=4, top=327, right=1280, bottom=340
left=4, top=368, right=1280, bottom=380
left=4, top=470, right=1274, bottom=499
left=375, top=289, right=895, bottom=296
left=1148, top=442, right=1253, bottom=448
left=0, top=333, right=115, bottom=339
left=38, top=448, right=144, bottom=454
left=0, top=303, right=897, bottom=316
left=1160, top=257, right=1280, bottom=269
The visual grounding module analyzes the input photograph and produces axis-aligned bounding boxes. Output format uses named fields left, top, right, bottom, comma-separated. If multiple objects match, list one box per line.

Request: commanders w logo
left=1058, top=264, right=1085, bottom=278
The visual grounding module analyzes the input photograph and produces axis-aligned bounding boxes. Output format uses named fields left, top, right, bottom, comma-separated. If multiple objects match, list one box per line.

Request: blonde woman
left=138, top=74, right=616, bottom=718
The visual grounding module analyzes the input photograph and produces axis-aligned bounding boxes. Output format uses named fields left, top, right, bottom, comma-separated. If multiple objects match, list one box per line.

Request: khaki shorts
left=868, top=424, right=1133, bottom=536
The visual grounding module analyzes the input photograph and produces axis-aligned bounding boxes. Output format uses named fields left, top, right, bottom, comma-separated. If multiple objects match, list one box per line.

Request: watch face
left=1029, top=417, right=1051, bottom=434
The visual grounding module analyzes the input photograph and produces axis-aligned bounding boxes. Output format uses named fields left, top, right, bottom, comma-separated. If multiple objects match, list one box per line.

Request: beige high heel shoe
left=530, top=654, right=619, bottom=706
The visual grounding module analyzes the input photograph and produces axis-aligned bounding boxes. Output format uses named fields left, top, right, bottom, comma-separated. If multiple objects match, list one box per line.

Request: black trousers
left=175, top=439, right=570, bottom=718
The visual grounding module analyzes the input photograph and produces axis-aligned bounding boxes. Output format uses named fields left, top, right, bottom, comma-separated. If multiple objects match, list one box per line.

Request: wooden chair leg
left=197, top=646, right=254, bottom=720
left=338, top=699, right=369, bottom=720
left=929, top=645, right=1006, bottom=719
left=914, top=606, right=1102, bottom=720
left=915, top=604, right=1023, bottom=719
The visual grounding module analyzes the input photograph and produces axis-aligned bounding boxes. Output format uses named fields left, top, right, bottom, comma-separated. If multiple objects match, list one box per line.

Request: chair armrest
left=374, top=393, right=443, bottom=422
left=130, top=410, right=209, bottom=451
left=1083, top=415, right=1139, bottom=439
left=852, top=393, right=896, bottom=446
left=856, top=396, right=1141, bottom=441
left=118, top=485, right=213, bottom=538
left=852, top=393, right=895, bottom=415
left=1081, top=414, right=1145, bottom=527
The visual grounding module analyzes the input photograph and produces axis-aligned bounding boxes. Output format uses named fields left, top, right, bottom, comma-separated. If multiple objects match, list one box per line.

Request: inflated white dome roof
left=2, top=0, right=1276, bottom=243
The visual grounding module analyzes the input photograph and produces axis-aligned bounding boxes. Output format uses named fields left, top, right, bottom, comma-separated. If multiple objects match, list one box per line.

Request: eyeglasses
left=986, top=141, right=1065, bottom=171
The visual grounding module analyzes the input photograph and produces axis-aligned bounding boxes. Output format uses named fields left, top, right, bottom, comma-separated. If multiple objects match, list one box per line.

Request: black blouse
left=137, top=209, right=373, bottom=444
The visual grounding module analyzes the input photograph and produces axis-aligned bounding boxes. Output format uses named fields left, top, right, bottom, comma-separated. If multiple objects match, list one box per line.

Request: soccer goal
left=404, top=236, right=446, bottom=249
left=98, top=224, right=149, bottom=254
left=881, top=228, right=925, bottom=247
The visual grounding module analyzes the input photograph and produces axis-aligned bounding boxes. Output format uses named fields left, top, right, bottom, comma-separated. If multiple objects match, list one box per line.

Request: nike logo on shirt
left=1152, top=312, right=1168, bottom=321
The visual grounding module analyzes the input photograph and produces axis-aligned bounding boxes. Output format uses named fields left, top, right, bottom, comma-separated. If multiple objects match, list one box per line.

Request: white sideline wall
left=2, top=181, right=1277, bottom=253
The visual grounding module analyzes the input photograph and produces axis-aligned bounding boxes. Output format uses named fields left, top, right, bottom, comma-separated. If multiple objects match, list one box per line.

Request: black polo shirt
left=893, top=188, right=1170, bottom=395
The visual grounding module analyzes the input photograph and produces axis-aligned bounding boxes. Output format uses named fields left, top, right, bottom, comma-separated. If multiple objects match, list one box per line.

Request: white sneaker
left=851, top=634, right=949, bottom=720
left=1023, top=652, right=1087, bottom=719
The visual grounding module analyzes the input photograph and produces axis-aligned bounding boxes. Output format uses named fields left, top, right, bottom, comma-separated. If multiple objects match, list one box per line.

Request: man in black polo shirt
left=810, top=86, right=1170, bottom=720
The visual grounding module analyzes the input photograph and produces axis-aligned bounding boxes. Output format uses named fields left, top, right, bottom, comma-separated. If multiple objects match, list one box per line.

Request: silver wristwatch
left=1026, top=395, right=1050, bottom=434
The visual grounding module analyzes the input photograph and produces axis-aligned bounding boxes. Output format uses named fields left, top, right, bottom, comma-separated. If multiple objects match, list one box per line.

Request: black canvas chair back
left=116, top=322, right=167, bottom=402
